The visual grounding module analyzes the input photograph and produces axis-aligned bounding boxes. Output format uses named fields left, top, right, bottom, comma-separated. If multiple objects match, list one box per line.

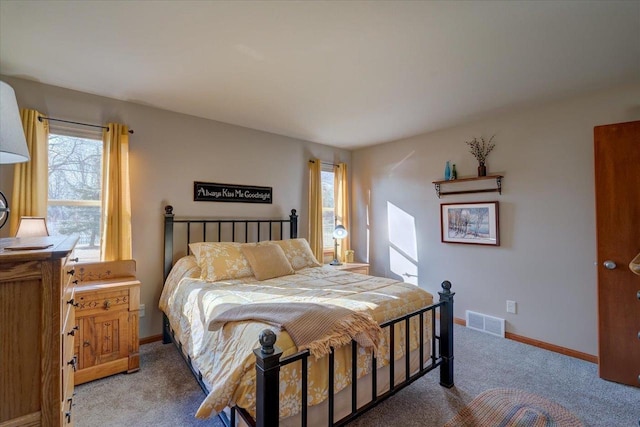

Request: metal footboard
left=234, top=280, right=455, bottom=427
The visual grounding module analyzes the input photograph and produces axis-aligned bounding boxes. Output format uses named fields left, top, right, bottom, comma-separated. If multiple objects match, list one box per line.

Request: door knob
left=603, top=260, right=617, bottom=270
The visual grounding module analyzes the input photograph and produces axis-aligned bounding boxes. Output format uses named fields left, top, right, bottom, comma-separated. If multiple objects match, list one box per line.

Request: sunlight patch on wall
left=387, top=202, right=417, bottom=260
left=389, top=247, right=418, bottom=285
left=387, top=201, right=418, bottom=285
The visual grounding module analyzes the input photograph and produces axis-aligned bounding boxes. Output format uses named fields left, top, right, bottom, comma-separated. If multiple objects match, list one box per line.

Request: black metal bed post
left=438, top=280, right=455, bottom=388
left=254, top=330, right=283, bottom=427
left=162, top=205, right=175, bottom=344
left=289, top=209, right=298, bottom=238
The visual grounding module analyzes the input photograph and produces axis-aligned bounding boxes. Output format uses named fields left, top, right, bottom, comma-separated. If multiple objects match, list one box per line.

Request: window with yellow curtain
left=334, top=162, right=350, bottom=263
left=12, top=114, right=131, bottom=262
left=321, top=163, right=336, bottom=251
left=309, top=161, right=350, bottom=262
left=47, top=127, right=103, bottom=261
left=45, top=122, right=132, bottom=262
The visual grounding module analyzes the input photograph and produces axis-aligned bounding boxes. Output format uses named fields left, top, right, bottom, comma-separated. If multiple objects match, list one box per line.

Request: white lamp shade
left=16, top=217, right=50, bottom=238
left=333, top=225, right=348, bottom=239
left=0, top=81, right=30, bottom=164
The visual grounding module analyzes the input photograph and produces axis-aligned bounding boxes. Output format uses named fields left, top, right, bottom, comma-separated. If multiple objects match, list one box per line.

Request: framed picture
left=440, top=201, right=500, bottom=246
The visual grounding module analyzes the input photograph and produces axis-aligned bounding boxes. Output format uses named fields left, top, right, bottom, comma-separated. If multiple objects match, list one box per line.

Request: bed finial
left=165, top=205, right=173, bottom=215
left=289, top=209, right=298, bottom=238
left=441, top=280, right=452, bottom=294
left=259, top=329, right=277, bottom=355
left=438, top=280, right=454, bottom=388
left=254, top=329, right=282, bottom=425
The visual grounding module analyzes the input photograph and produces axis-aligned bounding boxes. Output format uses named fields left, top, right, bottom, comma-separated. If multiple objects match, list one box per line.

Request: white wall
left=0, top=76, right=350, bottom=338
left=351, top=82, right=640, bottom=356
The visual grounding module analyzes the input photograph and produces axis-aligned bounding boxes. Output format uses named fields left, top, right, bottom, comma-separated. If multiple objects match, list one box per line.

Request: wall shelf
left=432, top=175, right=503, bottom=198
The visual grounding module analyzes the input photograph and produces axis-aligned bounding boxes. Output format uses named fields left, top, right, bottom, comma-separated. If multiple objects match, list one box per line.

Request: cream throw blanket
left=209, top=302, right=382, bottom=358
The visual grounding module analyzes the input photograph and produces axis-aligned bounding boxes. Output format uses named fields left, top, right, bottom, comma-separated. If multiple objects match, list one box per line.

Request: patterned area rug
left=444, top=388, right=584, bottom=427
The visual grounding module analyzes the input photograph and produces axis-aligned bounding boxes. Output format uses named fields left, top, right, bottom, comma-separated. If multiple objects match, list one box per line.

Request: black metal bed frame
left=161, top=206, right=454, bottom=427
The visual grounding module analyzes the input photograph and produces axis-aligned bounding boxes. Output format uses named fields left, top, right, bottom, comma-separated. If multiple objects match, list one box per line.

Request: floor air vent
left=465, top=310, right=505, bottom=337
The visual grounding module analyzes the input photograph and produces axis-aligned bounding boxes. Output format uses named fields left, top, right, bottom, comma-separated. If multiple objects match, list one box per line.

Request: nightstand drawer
left=346, top=266, right=369, bottom=275
left=326, top=262, right=370, bottom=275
left=76, top=289, right=130, bottom=316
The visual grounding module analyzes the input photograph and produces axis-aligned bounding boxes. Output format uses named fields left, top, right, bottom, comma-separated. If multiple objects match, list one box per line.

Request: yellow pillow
left=264, top=238, right=322, bottom=270
left=188, top=242, right=206, bottom=261
left=241, top=244, right=295, bottom=280
left=196, top=242, right=253, bottom=282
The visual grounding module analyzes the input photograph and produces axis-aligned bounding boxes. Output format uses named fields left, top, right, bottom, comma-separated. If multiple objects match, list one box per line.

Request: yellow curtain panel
left=334, top=163, right=350, bottom=262
left=9, top=109, right=49, bottom=235
left=101, top=123, right=132, bottom=261
left=308, top=159, right=324, bottom=262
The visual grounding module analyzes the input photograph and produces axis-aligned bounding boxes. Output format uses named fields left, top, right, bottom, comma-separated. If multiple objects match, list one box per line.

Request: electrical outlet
left=506, top=300, right=517, bottom=314
left=140, top=304, right=145, bottom=317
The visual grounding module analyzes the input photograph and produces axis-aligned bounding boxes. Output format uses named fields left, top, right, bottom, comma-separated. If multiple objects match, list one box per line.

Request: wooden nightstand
left=73, top=260, right=140, bottom=385
left=327, top=262, right=370, bottom=275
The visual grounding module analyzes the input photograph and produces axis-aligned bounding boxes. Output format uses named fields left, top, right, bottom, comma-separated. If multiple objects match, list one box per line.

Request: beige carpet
left=444, top=388, right=584, bottom=427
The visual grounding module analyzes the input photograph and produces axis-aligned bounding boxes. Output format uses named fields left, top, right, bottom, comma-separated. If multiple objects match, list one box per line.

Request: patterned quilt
left=159, top=256, right=434, bottom=419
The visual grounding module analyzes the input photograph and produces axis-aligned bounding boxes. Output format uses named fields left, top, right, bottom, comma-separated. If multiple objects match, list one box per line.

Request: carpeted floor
left=74, top=325, right=638, bottom=426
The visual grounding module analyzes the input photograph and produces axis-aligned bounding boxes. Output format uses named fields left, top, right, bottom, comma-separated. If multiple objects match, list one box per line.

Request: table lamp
left=329, top=224, right=348, bottom=265
left=0, top=81, right=30, bottom=229
left=16, top=217, right=50, bottom=238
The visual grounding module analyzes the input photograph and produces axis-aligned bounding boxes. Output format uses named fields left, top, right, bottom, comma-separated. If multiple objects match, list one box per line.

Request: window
left=47, top=132, right=102, bottom=261
left=321, top=165, right=335, bottom=250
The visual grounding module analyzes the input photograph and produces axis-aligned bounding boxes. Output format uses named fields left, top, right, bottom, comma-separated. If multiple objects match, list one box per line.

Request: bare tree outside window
left=48, top=133, right=102, bottom=261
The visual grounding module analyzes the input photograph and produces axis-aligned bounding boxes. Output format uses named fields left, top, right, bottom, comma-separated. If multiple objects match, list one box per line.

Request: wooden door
left=594, top=120, right=640, bottom=387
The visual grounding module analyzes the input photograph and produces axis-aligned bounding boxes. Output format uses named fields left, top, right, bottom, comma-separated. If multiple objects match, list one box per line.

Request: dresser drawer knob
left=66, top=298, right=79, bottom=307
left=67, top=326, right=79, bottom=336
left=67, top=269, right=75, bottom=276
left=104, top=300, right=111, bottom=310
left=83, top=340, right=91, bottom=348
left=65, top=411, right=71, bottom=424
left=69, top=257, right=79, bottom=263
left=67, top=356, right=77, bottom=372
left=72, top=280, right=79, bottom=285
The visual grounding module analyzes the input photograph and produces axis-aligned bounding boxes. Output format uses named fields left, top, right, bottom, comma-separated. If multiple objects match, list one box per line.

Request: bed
left=159, top=206, right=454, bottom=427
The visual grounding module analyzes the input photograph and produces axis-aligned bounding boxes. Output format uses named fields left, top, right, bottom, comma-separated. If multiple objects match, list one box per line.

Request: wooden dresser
left=0, top=236, right=78, bottom=427
left=73, top=260, right=140, bottom=385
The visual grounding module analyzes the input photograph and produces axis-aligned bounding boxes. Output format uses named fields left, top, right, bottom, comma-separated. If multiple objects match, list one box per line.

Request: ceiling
left=1, top=1, right=638, bottom=149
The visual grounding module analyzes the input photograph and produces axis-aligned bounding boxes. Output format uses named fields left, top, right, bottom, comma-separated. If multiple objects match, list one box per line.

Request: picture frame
left=440, top=201, right=499, bottom=246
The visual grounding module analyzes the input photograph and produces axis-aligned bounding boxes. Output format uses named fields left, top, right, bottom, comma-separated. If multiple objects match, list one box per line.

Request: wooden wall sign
left=194, top=181, right=273, bottom=204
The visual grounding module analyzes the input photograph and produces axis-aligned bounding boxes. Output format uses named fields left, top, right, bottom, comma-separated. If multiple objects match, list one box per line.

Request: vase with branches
left=466, top=135, right=495, bottom=176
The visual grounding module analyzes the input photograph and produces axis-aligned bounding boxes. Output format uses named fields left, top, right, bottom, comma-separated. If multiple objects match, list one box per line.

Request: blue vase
left=444, top=161, right=451, bottom=180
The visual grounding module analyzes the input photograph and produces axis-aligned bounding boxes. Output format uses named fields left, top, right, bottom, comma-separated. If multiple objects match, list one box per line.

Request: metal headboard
left=162, top=205, right=298, bottom=283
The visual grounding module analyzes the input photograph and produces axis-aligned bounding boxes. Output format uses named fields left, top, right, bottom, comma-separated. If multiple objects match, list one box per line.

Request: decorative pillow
left=241, top=244, right=295, bottom=281
left=159, top=255, right=201, bottom=312
left=188, top=242, right=212, bottom=262
left=264, top=238, right=322, bottom=270
left=195, top=242, right=253, bottom=282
